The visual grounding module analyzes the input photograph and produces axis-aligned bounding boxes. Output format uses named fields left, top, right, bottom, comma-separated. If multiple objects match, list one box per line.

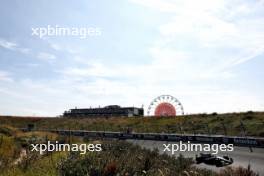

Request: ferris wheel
left=147, top=95, right=184, bottom=116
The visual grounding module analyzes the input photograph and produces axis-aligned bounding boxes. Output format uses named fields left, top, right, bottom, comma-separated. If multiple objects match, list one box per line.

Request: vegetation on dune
left=0, top=126, right=260, bottom=176
left=0, top=135, right=21, bottom=170
left=57, top=141, right=199, bottom=176
left=218, top=165, right=259, bottom=176
left=0, top=111, right=264, bottom=137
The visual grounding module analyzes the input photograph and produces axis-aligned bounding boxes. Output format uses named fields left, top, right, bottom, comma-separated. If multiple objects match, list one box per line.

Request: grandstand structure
left=63, top=105, right=144, bottom=117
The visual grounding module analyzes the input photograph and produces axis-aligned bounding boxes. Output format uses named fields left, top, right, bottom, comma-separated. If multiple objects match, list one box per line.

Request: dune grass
left=0, top=111, right=263, bottom=137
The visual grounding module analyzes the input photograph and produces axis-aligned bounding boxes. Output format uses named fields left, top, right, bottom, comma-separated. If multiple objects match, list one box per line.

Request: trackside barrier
left=20, top=128, right=264, bottom=148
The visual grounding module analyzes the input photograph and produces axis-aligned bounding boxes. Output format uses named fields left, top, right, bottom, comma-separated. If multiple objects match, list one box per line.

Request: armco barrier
left=20, top=128, right=264, bottom=148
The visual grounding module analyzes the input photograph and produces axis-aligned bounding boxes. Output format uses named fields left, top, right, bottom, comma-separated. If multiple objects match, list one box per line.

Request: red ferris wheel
left=147, top=95, right=184, bottom=117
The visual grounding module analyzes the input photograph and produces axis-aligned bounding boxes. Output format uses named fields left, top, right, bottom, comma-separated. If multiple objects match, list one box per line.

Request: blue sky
left=0, top=0, right=263, bottom=116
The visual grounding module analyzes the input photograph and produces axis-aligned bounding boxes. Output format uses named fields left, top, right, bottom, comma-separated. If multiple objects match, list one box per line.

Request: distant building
left=63, top=105, right=144, bottom=117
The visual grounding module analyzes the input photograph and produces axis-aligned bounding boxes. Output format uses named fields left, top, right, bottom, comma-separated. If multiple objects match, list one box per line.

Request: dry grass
left=219, top=165, right=259, bottom=176
left=0, top=111, right=264, bottom=136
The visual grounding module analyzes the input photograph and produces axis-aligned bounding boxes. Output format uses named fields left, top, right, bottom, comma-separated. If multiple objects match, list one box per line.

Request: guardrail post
left=166, top=125, right=170, bottom=133
left=178, top=124, right=183, bottom=134
left=191, top=121, right=196, bottom=135
left=220, top=119, right=227, bottom=136
left=240, top=120, right=253, bottom=152
left=240, top=120, right=246, bottom=136
left=69, top=128, right=72, bottom=145
left=206, top=124, right=211, bottom=135
left=0, top=135, right=3, bottom=147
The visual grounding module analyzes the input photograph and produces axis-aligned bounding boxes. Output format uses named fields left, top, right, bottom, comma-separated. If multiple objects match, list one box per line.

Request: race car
left=196, top=153, right=234, bottom=167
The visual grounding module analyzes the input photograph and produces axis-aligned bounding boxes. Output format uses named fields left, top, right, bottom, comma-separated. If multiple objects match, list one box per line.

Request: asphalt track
left=127, top=140, right=264, bottom=175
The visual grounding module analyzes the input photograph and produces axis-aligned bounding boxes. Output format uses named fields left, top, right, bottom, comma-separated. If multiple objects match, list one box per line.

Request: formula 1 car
left=196, top=153, right=234, bottom=167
